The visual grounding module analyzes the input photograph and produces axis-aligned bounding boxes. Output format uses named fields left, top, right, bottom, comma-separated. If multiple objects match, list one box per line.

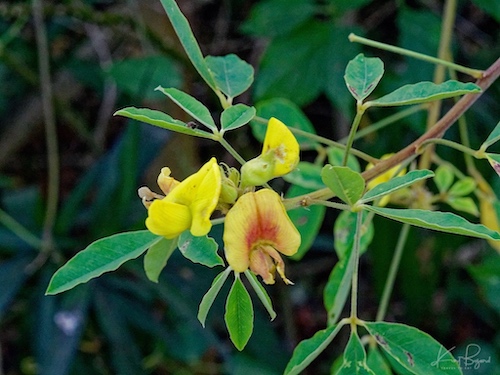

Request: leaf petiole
left=348, top=33, right=483, bottom=79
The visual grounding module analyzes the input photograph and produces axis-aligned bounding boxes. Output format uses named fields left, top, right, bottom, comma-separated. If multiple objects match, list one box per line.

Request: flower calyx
left=240, top=117, right=299, bottom=188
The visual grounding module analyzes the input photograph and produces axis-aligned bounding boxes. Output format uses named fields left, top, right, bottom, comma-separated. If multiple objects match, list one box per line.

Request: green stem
left=33, top=0, right=59, bottom=255
left=340, top=105, right=426, bottom=144
left=350, top=211, right=363, bottom=331
left=211, top=216, right=225, bottom=226
left=376, top=223, right=410, bottom=321
left=450, top=57, right=478, bottom=175
left=348, top=33, right=483, bottom=79
left=215, top=89, right=231, bottom=109
left=343, top=105, right=365, bottom=166
left=419, top=138, right=479, bottom=158
left=313, top=200, right=351, bottom=211
left=0, top=209, right=43, bottom=249
left=218, top=136, right=246, bottom=165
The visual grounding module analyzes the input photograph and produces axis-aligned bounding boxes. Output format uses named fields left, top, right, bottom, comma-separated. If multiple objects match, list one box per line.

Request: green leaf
left=365, top=321, right=462, bottom=374
left=334, top=210, right=374, bottom=259
left=360, top=170, right=434, bottom=204
left=225, top=276, right=254, bottom=351
left=93, top=290, right=143, bottom=374
left=284, top=324, right=341, bottom=375
left=447, top=197, right=479, bottom=217
left=220, top=104, right=256, bottom=133
left=253, top=21, right=332, bottom=106
left=470, top=0, right=500, bottom=22
left=486, top=153, right=500, bottom=176
left=46, top=231, right=160, bottom=295
left=336, top=331, right=376, bottom=375
left=367, top=346, right=392, bottom=375
left=434, top=165, right=455, bottom=194
left=109, top=55, right=182, bottom=100
left=0, top=256, right=32, bottom=316
left=344, top=53, right=384, bottom=102
left=362, top=205, right=500, bottom=241
left=198, top=267, right=232, bottom=327
left=287, top=184, right=327, bottom=260
left=158, top=0, right=217, bottom=91
left=321, top=165, right=365, bottom=206
left=481, top=120, right=500, bottom=150
left=468, top=253, right=500, bottom=314
left=177, top=232, right=223, bottom=268
left=114, top=107, right=214, bottom=139
left=325, top=0, right=373, bottom=14
left=205, top=54, right=254, bottom=99
left=244, top=270, right=276, bottom=321
left=398, top=9, right=441, bottom=84
left=366, top=80, right=481, bottom=108
left=155, top=87, right=217, bottom=131
left=252, top=98, right=318, bottom=148
left=283, top=162, right=326, bottom=190
left=240, top=0, right=316, bottom=37
left=327, top=147, right=361, bottom=172
left=448, top=177, right=476, bottom=197
left=143, top=237, right=178, bottom=283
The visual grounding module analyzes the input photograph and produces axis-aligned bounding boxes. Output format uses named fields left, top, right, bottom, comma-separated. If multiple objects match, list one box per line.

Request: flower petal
left=157, top=167, right=180, bottom=195
left=223, top=189, right=300, bottom=273
left=165, top=158, right=221, bottom=236
left=146, top=199, right=192, bottom=239
left=190, top=158, right=222, bottom=236
left=262, top=117, right=300, bottom=176
left=223, top=192, right=256, bottom=272
left=249, top=247, right=276, bottom=284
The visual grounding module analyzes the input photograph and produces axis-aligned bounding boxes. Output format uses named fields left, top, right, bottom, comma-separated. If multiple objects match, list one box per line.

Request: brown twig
left=361, top=56, right=500, bottom=182
left=285, top=57, right=500, bottom=209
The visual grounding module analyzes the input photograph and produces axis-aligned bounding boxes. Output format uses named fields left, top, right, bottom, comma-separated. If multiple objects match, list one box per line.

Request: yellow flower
left=365, top=154, right=406, bottom=206
left=261, top=117, right=300, bottom=176
left=223, top=189, right=301, bottom=285
left=478, top=180, right=500, bottom=253
left=241, top=117, right=300, bottom=187
left=146, top=158, right=221, bottom=239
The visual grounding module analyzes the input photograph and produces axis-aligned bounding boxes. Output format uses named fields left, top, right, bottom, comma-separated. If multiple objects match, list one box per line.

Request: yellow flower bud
left=240, top=117, right=300, bottom=187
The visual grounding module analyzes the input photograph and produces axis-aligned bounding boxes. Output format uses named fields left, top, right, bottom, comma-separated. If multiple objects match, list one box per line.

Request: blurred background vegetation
left=0, top=0, right=499, bottom=373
